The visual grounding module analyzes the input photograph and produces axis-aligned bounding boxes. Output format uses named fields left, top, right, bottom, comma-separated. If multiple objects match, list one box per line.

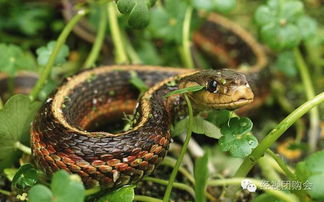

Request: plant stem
left=163, top=94, right=193, bottom=202
left=258, top=155, right=282, bottom=182
left=266, top=149, right=296, bottom=180
left=161, top=156, right=195, bottom=183
left=144, top=177, right=195, bottom=196
left=14, top=141, right=31, bottom=155
left=85, top=186, right=100, bottom=196
left=121, top=31, right=142, bottom=64
left=208, top=178, right=298, bottom=202
left=134, top=195, right=162, bottom=202
left=181, top=6, right=194, bottom=68
left=0, top=189, right=10, bottom=196
left=0, top=97, right=3, bottom=110
left=83, top=4, right=107, bottom=69
left=294, top=47, right=320, bottom=152
left=226, top=92, right=324, bottom=196
left=107, top=2, right=129, bottom=64
left=29, top=9, right=88, bottom=101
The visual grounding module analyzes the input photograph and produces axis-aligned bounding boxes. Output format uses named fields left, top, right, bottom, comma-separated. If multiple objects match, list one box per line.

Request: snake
left=30, top=65, right=255, bottom=188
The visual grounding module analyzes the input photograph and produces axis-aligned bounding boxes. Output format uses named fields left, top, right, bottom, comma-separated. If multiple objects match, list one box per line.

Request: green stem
left=163, top=94, right=193, bottom=202
left=134, top=195, right=162, bottom=202
left=144, top=177, right=195, bottom=196
left=266, top=149, right=296, bottom=181
left=0, top=97, right=3, bottom=110
left=29, top=9, right=88, bottom=101
left=0, top=189, right=10, bottom=196
left=107, top=2, right=129, bottom=64
left=181, top=6, right=194, bottom=68
left=14, top=141, right=31, bottom=155
left=293, top=47, right=320, bottom=152
left=271, top=80, right=305, bottom=143
left=258, top=155, right=282, bottom=182
left=83, top=4, right=107, bottom=69
left=121, top=30, right=142, bottom=64
left=208, top=178, right=298, bottom=202
left=84, top=186, right=100, bottom=196
left=161, top=156, right=195, bottom=183
left=234, top=92, right=324, bottom=178
left=226, top=92, right=324, bottom=197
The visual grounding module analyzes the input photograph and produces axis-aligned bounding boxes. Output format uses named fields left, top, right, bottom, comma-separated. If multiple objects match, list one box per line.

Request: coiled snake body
left=31, top=65, right=254, bottom=188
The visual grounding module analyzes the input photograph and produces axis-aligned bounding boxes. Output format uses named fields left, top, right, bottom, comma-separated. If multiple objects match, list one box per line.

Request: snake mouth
left=207, top=98, right=254, bottom=109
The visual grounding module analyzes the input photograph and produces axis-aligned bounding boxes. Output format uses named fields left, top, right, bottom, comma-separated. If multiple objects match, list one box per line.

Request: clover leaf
left=116, top=0, right=156, bottom=28
left=12, top=164, right=41, bottom=190
left=219, top=117, right=258, bottom=158
left=98, top=185, right=135, bottom=202
left=36, top=41, right=69, bottom=66
left=254, top=0, right=308, bottom=51
left=295, top=151, right=324, bottom=200
left=28, top=170, right=85, bottom=202
left=149, top=0, right=187, bottom=43
left=0, top=95, right=40, bottom=170
left=0, top=44, right=36, bottom=76
left=17, top=8, right=50, bottom=36
left=192, top=0, right=236, bottom=13
left=274, top=51, right=297, bottom=77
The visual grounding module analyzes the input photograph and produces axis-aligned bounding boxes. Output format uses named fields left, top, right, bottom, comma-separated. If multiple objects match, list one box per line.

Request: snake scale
left=31, top=65, right=255, bottom=188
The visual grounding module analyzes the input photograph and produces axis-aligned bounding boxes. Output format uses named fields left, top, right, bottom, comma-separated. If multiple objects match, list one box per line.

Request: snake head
left=179, top=69, right=254, bottom=109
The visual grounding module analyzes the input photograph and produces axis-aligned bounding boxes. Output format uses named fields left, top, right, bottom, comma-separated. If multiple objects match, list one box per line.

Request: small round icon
left=241, top=179, right=252, bottom=189
left=241, top=179, right=257, bottom=192
left=247, top=183, right=257, bottom=192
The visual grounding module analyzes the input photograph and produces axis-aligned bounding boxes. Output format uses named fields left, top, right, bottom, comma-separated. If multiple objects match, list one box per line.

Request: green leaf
left=0, top=95, right=41, bottom=170
left=129, top=71, right=149, bottom=93
left=149, top=0, right=187, bottom=43
left=98, top=185, right=135, bottom=202
left=295, top=151, right=324, bottom=199
left=192, top=116, right=222, bottom=139
left=207, top=110, right=231, bottom=127
left=117, top=0, right=136, bottom=14
left=297, top=16, right=317, bottom=40
left=12, top=164, right=40, bottom=190
left=0, top=44, right=36, bottom=76
left=274, top=51, right=297, bottom=77
left=172, top=117, right=187, bottom=137
left=128, top=0, right=150, bottom=29
left=219, top=117, right=258, bottom=158
left=3, top=168, right=17, bottom=181
left=173, top=116, right=222, bottom=139
left=194, top=151, right=209, bottom=202
left=192, top=0, right=215, bottom=11
left=164, top=85, right=204, bottom=97
left=28, top=184, right=53, bottom=202
left=281, top=1, right=304, bottom=22
left=36, top=41, right=69, bottom=66
left=260, top=23, right=301, bottom=51
left=254, top=0, right=306, bottom=51
left=213, top=0, right=236, bottom=14
left=252, top=193, right=283, bottom=202
left=50, top=170, right=85, bottom=202
left=254, top=5, right=277, bottom=26
left=17, top=8, right=50, bottom=36
left=116, top=0, right=156, bottom=29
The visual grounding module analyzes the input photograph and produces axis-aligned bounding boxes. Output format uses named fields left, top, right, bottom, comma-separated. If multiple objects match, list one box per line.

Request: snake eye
left=207, top=80, right=218, bottom=93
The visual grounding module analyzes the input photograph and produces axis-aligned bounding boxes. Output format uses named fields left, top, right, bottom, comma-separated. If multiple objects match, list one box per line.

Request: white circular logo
left=241, top=179, right=257, bottom=192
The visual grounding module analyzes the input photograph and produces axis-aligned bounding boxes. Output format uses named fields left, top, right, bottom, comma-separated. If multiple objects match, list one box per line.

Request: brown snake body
left=31, top=65, right=254, bottom=188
